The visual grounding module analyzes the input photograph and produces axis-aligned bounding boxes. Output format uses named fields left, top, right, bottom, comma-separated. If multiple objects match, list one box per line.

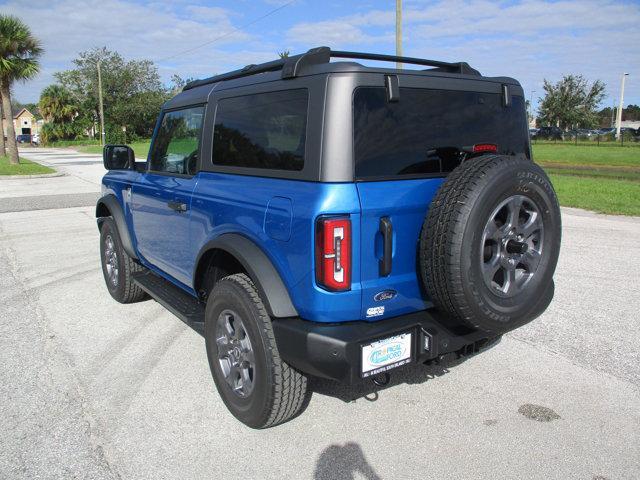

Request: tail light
left=315, top=216, right=351, bottom=291
left=472, top=143, right=498, bottom=153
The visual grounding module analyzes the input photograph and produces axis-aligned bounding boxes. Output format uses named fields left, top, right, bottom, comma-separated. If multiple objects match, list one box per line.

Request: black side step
left=132, top=271, right=205, bottom=335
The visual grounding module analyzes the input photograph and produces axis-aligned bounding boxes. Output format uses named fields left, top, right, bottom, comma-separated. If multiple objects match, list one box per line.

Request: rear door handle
left=379, top=216, right=392, bottom=277
left=167, top=200, right=188, bottom=212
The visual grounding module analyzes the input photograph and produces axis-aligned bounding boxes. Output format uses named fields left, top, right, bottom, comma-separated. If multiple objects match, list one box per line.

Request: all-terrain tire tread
left=420, top=155, right=529, bottom=330
left=218, top=273, right=308, bottom=428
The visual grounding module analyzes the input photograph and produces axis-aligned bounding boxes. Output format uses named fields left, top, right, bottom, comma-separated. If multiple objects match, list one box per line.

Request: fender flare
left=195, top=234, right=298, bottom=318
left=96, top=194, right=138, bottom=260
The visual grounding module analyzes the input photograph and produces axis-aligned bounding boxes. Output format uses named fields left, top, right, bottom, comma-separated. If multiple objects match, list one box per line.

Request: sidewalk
left=0, top=148, right=103, bottom=213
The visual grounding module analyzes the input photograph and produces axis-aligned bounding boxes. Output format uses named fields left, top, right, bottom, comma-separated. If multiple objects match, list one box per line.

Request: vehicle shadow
left=309, top=336, right=502, bottom=403
left=314, top=442, right=382, bottom=480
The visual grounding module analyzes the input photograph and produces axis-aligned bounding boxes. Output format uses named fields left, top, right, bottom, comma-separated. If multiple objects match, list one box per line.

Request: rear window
left=353, top=87, right=529, bottom=180
left=213, top=89, right=308, bottom=171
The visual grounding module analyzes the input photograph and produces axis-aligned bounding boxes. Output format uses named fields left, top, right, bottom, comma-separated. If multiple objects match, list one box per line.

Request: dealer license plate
left=361, top=332, right=412, bottom=377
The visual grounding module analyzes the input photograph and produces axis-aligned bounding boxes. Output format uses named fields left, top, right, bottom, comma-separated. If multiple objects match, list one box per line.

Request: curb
left=0, top=172, right=65, bottom=180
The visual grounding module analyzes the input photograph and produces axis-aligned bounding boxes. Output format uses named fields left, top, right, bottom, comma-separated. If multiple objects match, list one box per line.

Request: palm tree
left=0, top=91, right=6, bottom=156
left=39, top=84, right=76, bottom=123
left=0, top=15, right=42, bottom=165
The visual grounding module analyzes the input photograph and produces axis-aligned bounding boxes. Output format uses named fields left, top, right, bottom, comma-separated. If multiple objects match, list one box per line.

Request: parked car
left=16, top=134, right=32, bottom=143
left=31, top=134, right=40, bottom=145
left=96, top=47, right=562, bottom=428
left=533, top=126, right=563, bottom=140
left=529, top=128, right=539, bottom=136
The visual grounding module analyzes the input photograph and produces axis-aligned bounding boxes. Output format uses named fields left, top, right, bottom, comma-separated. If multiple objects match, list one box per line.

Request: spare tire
left=419, top=155, right=561, bottom=334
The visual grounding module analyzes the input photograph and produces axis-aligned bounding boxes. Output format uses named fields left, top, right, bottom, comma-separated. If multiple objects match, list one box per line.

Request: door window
left=149, top=106, right=204, bottom=175
left=212, top=89, right=308, bottom=171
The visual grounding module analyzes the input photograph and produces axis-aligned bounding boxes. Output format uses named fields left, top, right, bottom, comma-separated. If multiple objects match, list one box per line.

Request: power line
left=156, top=1, right=295, bottom=63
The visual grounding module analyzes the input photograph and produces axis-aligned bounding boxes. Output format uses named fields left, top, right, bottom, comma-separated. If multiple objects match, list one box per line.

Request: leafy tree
left=55, top=48, right=167, bottom=142
left=537, top=75, right=605, bottom=130
left=278, top=50, right=290, bottom=58
left=39, top=84, right=76, bottom=122
left=38, top=84, right=86, bottom=143
left=0, top=15, right=42, bottom=164
left=622, top=104, right=640, bottom=121
left=168, top=74, right=196, bottom=95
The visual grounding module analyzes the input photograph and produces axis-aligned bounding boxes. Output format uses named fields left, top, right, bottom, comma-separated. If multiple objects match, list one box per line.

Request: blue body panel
left=101, top=170, right=442, bottom=323
left=189, top=173, right=362, bottom=322
left=355, top=178, right=443, bottom=320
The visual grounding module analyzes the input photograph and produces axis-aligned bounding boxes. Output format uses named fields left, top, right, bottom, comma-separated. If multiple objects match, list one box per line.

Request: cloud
left=4, top=0, right=256, bottom=101
left=284, top=0, right=640, bottom=106
left=287, top=20, right=392, bottom=46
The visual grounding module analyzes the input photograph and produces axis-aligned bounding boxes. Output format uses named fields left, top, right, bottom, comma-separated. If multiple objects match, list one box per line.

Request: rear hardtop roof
left=165, top=47, right=521, bottom=109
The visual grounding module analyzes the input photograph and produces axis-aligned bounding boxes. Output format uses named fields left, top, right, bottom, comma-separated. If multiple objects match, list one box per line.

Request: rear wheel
left=204, top=274, right=308, bottom=428
left=420, top=155, right=561, bottom=334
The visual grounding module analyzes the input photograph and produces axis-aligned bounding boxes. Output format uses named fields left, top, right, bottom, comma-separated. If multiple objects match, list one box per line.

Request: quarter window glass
left=353, top=87, right=529, bottom=179
left=149, top=106, right=204, bottom=175
left=213, top=89, right=308, bottom=171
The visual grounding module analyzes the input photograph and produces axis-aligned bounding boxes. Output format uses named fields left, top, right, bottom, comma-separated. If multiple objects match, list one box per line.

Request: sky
left=2, top=0, right=640, bottom=112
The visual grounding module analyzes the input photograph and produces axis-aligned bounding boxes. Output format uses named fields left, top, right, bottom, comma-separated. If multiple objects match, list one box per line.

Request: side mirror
left=103, top=145, right=134, bottom=170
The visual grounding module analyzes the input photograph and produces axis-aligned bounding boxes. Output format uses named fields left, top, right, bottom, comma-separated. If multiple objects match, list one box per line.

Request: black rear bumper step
left=132, top=270, right=496, bottom=384
left=132, top=271, right=205, bottom=335
left=272, top=311, right=497, bottom=384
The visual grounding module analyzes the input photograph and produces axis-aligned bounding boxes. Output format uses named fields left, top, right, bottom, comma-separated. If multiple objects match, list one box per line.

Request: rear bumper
left=272, top=310, right=496, bottom=384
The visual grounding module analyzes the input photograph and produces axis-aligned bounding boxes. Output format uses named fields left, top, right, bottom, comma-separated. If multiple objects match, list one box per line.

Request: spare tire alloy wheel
left=420, top=155, right=561, bottom=334
left=481, top=195, right=543, bottom=297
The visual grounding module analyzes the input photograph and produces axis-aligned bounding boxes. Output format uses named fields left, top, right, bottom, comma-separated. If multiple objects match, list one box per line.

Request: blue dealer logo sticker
left=373, top=289, right=397, bottom=302
left=369, top=342, right=405, bottom=365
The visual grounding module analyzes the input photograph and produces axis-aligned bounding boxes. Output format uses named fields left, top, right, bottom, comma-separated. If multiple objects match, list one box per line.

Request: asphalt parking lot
left=1, top=148, right=639, bottom=479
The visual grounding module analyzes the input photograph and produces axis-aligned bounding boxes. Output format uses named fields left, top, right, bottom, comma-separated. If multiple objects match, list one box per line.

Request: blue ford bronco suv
left=97, top=47, right=561, bottom=428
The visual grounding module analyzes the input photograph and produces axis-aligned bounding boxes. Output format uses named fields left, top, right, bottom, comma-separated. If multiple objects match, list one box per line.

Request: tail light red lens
left=472, top=143, right=498, bottom=153
left=315, top=216, right=351, bottom=291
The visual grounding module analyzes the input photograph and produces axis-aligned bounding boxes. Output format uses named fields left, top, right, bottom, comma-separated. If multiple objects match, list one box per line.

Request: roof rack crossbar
left=331, top=50, right=458, bottom=71
left=183, top=47, right=479, bottom=91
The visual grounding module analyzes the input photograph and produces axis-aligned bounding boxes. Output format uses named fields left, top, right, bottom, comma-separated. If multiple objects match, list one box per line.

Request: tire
left=99, top=217, right=147, bottom=303
left=204, top=274, right=308, bottom=428
left=419, top=155, right=561, bottom=334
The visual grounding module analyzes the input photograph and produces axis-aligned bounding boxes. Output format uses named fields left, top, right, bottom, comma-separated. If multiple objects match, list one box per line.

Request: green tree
left=0, top=15, right=43, bottom=164
left=278, top=50, right=290, bottom=58
left=537, top=75, right=605, bottom=130
left=622, top=104, right=640, bottom=121
left=39, top=84, right=76, bottom=122
left=55, top=48, right=167, bottom=142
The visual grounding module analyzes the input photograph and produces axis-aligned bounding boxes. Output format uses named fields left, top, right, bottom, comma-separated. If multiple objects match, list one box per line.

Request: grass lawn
left=532, top=143, right=640, bottom=168
left=532, top=143, right=640, bottom=216
left=78, top=141, right=151, bottom=158
left=0, top=155, right=55, bottom=176
left=549, top=174, right=640, bottom=216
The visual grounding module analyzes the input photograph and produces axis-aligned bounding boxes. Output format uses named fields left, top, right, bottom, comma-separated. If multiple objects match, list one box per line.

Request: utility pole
left=610, top=102, right=615, bottom=128
left=97, top=59, right=106, bottom=146
left=615, top=73, right=629, bottom=139
left=396, top=0, right=402, bottom=69
left=528, top=90, right=536, bottom=126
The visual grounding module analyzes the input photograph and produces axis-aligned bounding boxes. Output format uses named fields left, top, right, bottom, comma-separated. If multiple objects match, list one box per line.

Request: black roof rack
left=183, top=47, right=479, bottom=91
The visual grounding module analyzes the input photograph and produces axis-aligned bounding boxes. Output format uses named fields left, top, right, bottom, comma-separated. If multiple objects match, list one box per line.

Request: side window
left=149, top=106, right=204, bottom=175
left=212, top=89, right=308, bottom=171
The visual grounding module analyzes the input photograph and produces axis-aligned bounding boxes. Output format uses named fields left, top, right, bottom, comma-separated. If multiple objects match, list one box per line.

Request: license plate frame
left=361, top=332, right=413, bottom=378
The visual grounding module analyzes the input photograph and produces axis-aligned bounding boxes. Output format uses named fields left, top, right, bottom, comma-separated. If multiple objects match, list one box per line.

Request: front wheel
left=204, top=274, right=308, bottom=428
left=99, top=217, right=147, bottom=303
